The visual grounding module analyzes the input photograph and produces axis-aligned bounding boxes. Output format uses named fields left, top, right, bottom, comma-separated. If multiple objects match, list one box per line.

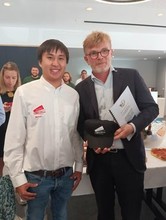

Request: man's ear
left=38, top=61, right=42, bottom=68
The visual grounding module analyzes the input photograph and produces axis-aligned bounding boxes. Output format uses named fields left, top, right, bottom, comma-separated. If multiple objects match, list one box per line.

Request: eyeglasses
left=87, top=48, right=110, bottom=59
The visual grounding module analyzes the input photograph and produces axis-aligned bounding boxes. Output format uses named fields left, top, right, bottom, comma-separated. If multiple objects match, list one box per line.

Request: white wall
left=0, top=26, right=164, bottom=90
left=66, top=57, right=90, bottom=84
left=1, top=27, right=166, bottom=52
left=112, top=59, right=157, bottom=88
left=156, top=59, right=166, bottom=97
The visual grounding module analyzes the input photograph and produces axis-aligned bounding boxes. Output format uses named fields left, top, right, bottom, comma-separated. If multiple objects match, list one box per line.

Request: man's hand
left=16, top=182, right=38, bottom=201
left=114, top=123, right=134, bottom=140
left=3, top=102, right=12, bottom=112
left=92, top=124, right=134, bottom=154
left=70, top=171, right=82, bottom=191
left=93, top=147, right=111, bottom=154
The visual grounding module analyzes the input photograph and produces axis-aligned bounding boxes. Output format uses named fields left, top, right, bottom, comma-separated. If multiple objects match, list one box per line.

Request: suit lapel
left=112, top=69, right=123, bottom=103
left=86, top=78, right=99, bottom=117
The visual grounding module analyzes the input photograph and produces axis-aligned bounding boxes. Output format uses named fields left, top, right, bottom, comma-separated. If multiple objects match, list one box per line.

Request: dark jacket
left=75, top=68, right=159, bottom=173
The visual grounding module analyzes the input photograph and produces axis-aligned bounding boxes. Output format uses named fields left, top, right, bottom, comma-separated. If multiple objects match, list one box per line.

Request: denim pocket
left=25, top=172, right=43, bottom=186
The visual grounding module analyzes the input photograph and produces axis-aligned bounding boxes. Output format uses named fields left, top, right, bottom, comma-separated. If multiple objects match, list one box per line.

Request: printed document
left=109, top=86, right=140, bottom=140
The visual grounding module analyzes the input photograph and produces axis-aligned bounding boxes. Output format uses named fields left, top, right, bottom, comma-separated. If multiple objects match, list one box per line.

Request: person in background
left=75, top=31, right=159, bottom=220
left=0, top=96, right=5, bottom=126
left=23, top=66, right=40, bottom=84
left=4, top=39, right=83, bottom=220
left=63, top=71, right=75, bottom=88
left=75, top=69, right=88, bottom=85
left=0, top=61, right=21, bottom=176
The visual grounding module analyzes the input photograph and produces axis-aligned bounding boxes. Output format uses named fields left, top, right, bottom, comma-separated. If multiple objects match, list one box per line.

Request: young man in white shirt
left=4, top=39, right=83, bottom=220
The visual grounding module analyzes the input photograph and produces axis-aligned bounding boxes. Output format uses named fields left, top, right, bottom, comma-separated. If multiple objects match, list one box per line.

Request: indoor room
left=0, top=0, right=166, bottom=220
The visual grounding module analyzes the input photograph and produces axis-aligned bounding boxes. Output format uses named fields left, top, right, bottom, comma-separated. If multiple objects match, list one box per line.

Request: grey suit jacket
left=75, top=68, right=159, bottom=173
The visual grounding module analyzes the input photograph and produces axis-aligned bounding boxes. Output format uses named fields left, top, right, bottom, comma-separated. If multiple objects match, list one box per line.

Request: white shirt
left=4, top=76, right=83, bottom=187
left=0, top=96, right=5, bottom=126
left=91, top=69, right=124, bottom=149
left=75, top=78, right=82, bottom=85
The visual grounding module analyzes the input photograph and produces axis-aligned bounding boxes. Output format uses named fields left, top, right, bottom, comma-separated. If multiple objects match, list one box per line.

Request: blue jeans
left=25, top=167, right=73, bottom=220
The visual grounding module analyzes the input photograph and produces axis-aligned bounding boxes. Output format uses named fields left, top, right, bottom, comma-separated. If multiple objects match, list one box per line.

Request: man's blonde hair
left=83, top=31, right=112, bottom=53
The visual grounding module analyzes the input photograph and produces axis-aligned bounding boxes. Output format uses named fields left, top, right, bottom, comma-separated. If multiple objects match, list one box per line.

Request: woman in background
left=63, top=71, right=75, bottom=88
left=0, top=61, right=21, bottom=176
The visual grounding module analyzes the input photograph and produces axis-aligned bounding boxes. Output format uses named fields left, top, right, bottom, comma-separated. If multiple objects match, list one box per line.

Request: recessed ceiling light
left=86, top=7, right=93, bottom=11
left=96, top=0, right=151, bottom=5
left=158, top=13, right=163, bottom=17
left=3, top=2, right=11, bottom=7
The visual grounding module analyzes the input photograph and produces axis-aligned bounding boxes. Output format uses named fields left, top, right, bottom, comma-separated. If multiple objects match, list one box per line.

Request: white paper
left=109, top=86, right=140, bottom=140
left=151, top=91, right=158, bottom=103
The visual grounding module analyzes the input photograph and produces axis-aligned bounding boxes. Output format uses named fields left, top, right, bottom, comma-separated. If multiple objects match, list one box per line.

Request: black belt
left=27, top=167, right=71, bottom=178
left=109, top=149, right=124, bottom=153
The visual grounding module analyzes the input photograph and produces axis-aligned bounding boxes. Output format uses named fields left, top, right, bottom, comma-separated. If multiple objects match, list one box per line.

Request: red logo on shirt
left=33, top=105, right=45, bottom=117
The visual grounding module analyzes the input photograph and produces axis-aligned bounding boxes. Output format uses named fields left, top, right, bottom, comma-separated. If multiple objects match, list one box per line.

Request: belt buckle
left=52, top=168, right=64, bottom=177
left=43, top=170, right=47, bottom=177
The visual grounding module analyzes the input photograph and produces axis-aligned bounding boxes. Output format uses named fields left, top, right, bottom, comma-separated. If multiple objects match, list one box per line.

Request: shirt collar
left=91, top=65, right=115, bottom=82
left=40, top=75, right=64, bottom=91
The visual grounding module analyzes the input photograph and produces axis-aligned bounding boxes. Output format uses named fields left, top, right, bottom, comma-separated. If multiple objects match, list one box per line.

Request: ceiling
left=0, top=0, right=166, bottom=60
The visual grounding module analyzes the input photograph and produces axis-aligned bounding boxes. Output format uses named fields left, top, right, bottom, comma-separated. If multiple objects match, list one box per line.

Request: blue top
left=0, top=96, right=5, bottom=126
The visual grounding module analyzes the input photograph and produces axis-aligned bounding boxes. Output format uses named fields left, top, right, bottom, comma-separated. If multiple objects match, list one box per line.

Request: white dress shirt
left=4, top=76, right=83, bottom=187
left=75, top=78, right=82, bottom=85
left=91, top=69, right=124, bottom=149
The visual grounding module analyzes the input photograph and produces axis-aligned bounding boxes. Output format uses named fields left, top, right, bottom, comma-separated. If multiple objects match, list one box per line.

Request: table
left=145, top=150, right=166, bottom=189
left=157, top=98, right=165, bottom=118
left=144, top=150, right=166, bottom=220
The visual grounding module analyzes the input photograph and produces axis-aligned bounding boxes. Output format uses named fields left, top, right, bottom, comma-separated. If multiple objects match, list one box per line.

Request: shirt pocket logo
left=33, top=105, right=46, bottom=118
